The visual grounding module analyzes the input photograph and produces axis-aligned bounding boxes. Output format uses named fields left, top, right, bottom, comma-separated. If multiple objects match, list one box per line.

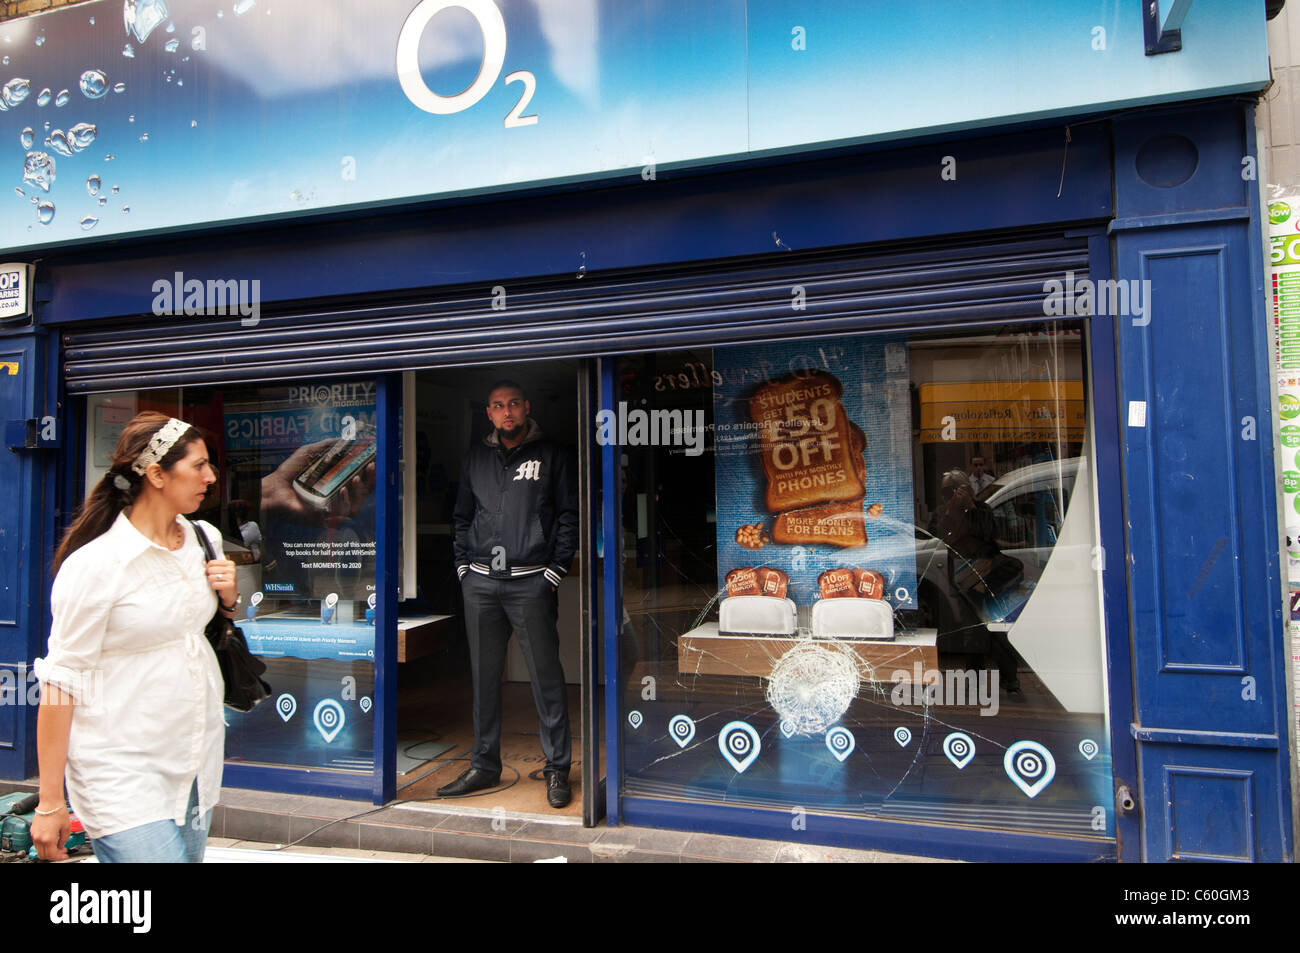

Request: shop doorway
left=392, top=360, right=601, bottom=823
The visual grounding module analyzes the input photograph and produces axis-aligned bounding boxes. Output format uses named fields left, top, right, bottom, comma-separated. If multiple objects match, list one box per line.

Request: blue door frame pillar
left=1112, top=103, right=1295, bottom=861
left=0, top=327, right=57, bottom=783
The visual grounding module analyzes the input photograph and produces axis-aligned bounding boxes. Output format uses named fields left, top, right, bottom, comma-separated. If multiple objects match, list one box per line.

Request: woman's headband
left=130, top=418, right=191, bottom=475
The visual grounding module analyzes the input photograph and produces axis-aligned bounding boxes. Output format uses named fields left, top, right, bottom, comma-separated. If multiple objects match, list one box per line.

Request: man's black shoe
left=437, top=767, right=500, bottom=797
left=546, top=772, right=571, bottom=809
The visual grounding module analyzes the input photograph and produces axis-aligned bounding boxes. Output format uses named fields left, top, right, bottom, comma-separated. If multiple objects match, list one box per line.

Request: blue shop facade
left=0, top=0, right=1294, bottom=862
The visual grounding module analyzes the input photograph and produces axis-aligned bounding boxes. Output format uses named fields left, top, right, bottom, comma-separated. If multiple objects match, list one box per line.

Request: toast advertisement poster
left=713, top=338, right=917, bottom=609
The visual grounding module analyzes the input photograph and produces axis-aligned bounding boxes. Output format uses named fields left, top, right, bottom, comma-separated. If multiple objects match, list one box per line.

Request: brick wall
left=0, top=0, right=96, bottom=22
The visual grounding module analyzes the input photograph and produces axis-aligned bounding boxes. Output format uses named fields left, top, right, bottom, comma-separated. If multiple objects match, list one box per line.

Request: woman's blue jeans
left=89, top=781, right=212, bottom=863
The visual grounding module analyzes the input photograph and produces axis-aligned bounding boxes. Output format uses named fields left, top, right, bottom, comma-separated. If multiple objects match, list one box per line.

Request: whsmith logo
left=152, top=271, right=260, bottom=327
left=50, top=883, right=151, bottom=933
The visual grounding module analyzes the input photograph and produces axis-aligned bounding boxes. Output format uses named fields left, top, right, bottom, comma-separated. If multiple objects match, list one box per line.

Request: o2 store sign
left=0, top=263, right=33, bottom=322
left=396, top=0, right=538, bottom=128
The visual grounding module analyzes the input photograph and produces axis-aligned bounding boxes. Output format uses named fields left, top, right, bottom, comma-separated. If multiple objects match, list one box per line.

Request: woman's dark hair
left=52, top=411, right=203, bottom=576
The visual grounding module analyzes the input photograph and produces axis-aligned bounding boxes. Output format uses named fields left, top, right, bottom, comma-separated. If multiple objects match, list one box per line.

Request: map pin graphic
left=1078, top=738, right=1099, bottom=761
left=893, top=726, right=912, bottom=747
left=779, top=720, right=796, bottom=739
left=276, top=693, right=296, bottom=723
left=942, top=731, right=976, bottom=769
left=825, top=726, right=855, bottom=763
left=627, top=710, right=643, bottom=730
left=359, top=696, right=372, bottom=714
left=1004, top=740, right=1056, bottom=798
left=367, top=593, right=377, bottom=610
left=668, top=714, right=695, bottom=748
left=313, top=698, right=345, bottom=744
left=718, top=721, right=761, bottom=773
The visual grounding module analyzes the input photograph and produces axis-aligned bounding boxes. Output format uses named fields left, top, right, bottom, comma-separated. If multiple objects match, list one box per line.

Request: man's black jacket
left=452, top=419, right=578, bottom=586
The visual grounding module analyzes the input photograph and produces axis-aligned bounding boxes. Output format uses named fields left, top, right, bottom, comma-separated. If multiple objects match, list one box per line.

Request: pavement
left=1, top=777, right=947, bottom=863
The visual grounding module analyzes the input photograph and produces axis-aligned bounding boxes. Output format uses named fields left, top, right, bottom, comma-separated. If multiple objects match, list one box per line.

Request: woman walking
left=30, top=412, right=237, bottom=862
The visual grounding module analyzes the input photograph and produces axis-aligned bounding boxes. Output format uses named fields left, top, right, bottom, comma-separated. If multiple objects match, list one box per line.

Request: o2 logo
left=396, top=0, right=538, bottom=128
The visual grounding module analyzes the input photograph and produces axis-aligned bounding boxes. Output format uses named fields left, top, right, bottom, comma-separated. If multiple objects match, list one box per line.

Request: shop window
left=85, top=381, right=378, bottom=773
left=618, top=322, right=1112, bottom=837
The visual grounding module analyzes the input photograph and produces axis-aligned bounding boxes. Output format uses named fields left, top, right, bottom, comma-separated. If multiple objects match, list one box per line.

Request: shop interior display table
left=236, top=612, right=454, bottom=663
left=677, top=623, right=938, bottom=679
left=396, top=614, right=456, bottom=663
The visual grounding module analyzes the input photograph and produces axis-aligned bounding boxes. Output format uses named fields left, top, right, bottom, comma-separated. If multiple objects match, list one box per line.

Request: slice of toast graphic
left=771, top=500, right=867, bottom=548
left=749, top=371, right=865, bottom=512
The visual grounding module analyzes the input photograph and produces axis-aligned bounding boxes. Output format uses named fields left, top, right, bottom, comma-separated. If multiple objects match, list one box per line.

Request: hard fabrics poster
left=223, top=382, right=378, bottom=663
left=713, top=338, right=916, bottom=617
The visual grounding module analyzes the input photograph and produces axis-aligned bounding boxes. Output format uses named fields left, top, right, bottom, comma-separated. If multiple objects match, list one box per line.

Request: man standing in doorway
left=439, top=381, right=579, bottom=808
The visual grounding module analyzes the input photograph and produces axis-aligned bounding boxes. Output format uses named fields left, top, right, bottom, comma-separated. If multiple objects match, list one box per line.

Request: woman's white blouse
left=35, top=512, right=225, bottom=840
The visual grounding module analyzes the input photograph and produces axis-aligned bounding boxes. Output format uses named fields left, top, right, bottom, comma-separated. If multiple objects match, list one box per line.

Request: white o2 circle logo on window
left=396, top=0, right=537, bottom=127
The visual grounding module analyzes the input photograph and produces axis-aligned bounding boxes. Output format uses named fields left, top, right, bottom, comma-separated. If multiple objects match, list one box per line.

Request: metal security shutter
left=63, top=230, right=1088, bottom=393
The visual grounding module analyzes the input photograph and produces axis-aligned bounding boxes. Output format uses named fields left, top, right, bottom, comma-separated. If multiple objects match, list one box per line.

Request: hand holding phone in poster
left=261, top=430, right=376, bottom=525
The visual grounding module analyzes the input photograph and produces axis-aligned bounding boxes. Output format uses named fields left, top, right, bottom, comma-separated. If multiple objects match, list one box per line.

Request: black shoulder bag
left=189, top=520, right=272, bottom=712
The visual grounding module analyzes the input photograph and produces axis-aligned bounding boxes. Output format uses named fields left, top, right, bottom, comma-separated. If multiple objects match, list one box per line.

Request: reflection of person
left=936, top=469, right=1022, bottom=697
left=440, top=381, right=579, bottom=808
left=231, top=499, right=262, bottom=562
left=32, top=413, right=236, bottom=862
left=968, top=456, right=995, bottom=494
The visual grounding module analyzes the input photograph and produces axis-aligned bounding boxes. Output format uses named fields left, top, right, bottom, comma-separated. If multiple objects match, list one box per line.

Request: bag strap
left=188, top=518, right=218, bottom=562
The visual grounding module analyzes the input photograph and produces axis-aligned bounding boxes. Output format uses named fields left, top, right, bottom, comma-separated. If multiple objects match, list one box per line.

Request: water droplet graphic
left=128, top=114, right=134, bottom=122
left=217, top=9, right=223, bottom=17
left=104, top=153, right=115, bottom=161
left=43, top=121, right=49, bottom=131
left=166, top=21, right=175, bottom=32
left=37, top=200, right=54, bottom=224
left=47, top=130, right=72, bottom=157
left=113, top=82, right=125, bottom=93
left=55, top=89, right=69, bottom=107
left=97, top=195, right=107, bottom=205
left=29, top=196, right=38, bottom=205
left=122, top=43, right=135, bottom=58
left=234, top=0, right=256, bottom=15
left=13, top=186, right=23, bottom=197
left=35, top=35, right=45, bottom=48
left=112, top=184, right=120, bottom=193
left=1, top=57, right=8, bottom=67
left=79, top=215, right=98, bottom=230
left=165, top=38, right=178, bottom=52
left=176, top=78, right=183, bottom=87
left=3, top=78, right=31, bottom=108
left=20, top=127, right=33, bottom=149
left=90, top=16, right=95, bottom=25
left=190, top=119, right=197, bottom=127
left=138, top=132, right=148, bottom=142
left=86, top=174, right=101, bottom=196
left=80, top=70, right=108, bottom=99
left=36, top=87, right=51, bottom=107
left=69, top=122, right=96, bottom=151
left=121, top=205, right=129, bottom=213
left=123, top=0, right=169, bottom=44
left=24, top=152, right=55, bottom=193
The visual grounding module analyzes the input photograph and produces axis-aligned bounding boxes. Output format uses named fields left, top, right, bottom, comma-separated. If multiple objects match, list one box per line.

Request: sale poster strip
left=713, top=338, right=917, bottom=608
